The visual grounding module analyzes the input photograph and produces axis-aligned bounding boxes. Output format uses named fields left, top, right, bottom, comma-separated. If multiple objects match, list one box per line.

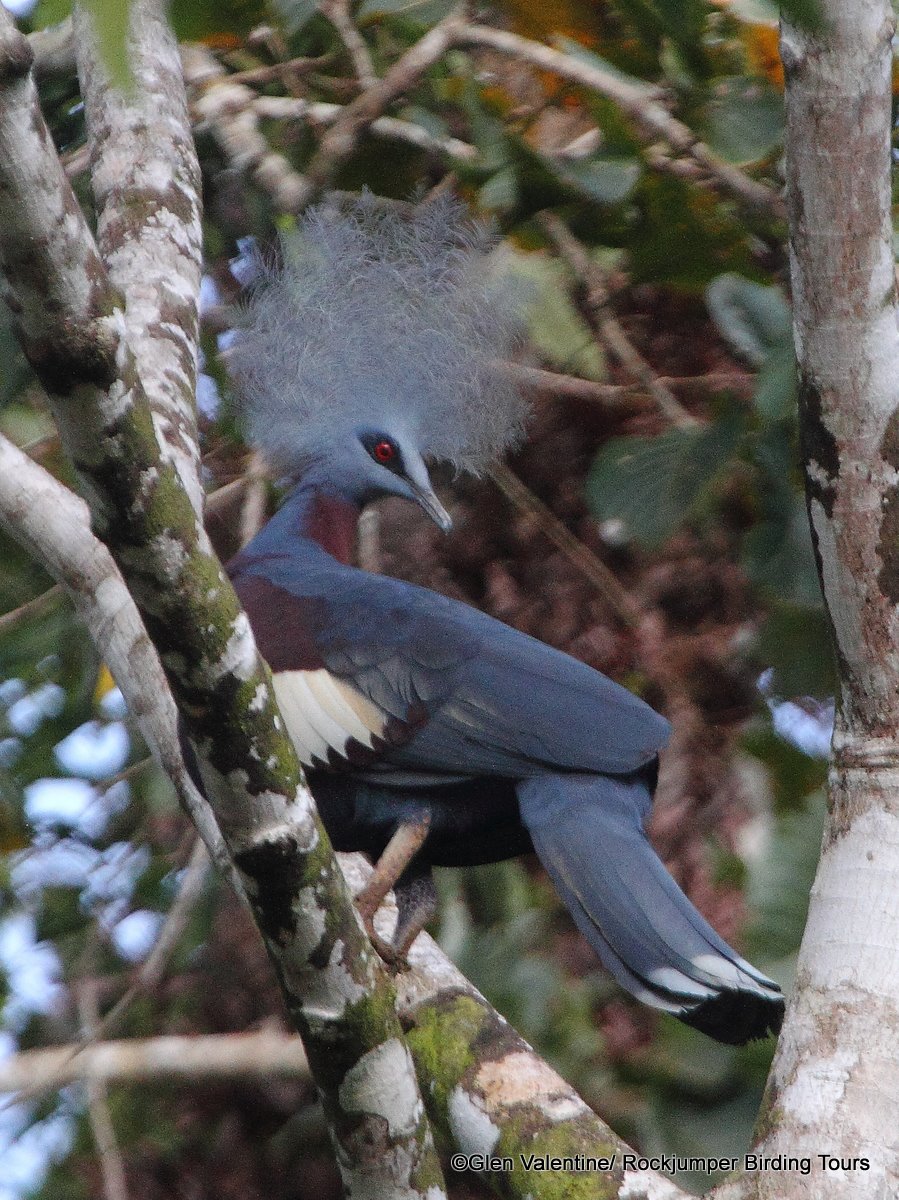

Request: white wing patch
left=273, top=669, right=388, bottom=768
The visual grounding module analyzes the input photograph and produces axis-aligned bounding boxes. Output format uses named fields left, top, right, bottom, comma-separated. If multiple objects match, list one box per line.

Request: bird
left=224, top=195, right=785, bottom=1045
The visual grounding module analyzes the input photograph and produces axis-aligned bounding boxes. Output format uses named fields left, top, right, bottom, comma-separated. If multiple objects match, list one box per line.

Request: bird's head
left=228, top=193, right=529, bottom=532
left=353, top=427, right=452, bottom=530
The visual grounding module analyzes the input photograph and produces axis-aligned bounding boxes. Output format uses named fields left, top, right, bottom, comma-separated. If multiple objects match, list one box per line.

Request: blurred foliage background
left=0, top=0, right=842, bottom=1196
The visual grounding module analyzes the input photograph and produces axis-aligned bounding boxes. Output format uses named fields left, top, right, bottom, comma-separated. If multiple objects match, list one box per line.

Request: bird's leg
left=356, top=813, right=431, bottom=963
left=392, top=866, right=438, bottom=960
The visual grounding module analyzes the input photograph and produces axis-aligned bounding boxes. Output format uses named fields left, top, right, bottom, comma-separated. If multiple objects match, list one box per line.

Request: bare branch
left=538, top=212, right=699, bottom=429
left=319, top=0, right=377, bottom=88
left=296, top=9, right=466, bottom=208
left=0, top=7, right=447, bottom=1191
left=343, top=857, right=691, bottom=1200
left=504, top=364, right=753, bottom=408
left=77, top=982, right=130, bottom=1200
left=74, top=0, right=205, bottom=515
left=0, top=1031, right=311, bottom=1094
left=755, top=3, right=899, bottom=1196
left=0, top=583, right=63, bottom=635
left=253, top=94, right=477, bottom=162
left=453, top=23, right=783, bottom=219
left=0, top=15, right=120, bottom=400
left=96, top=838, right=210, bottom=1040
left=0, top=435, right=234, bottom=882
left=183, top=43, right=312, bottom=212
left=490, top=462, right=641, bottom=629
left=2, top=846, right=691, bottom=1200
left=28, top=17, right=75, bottom=80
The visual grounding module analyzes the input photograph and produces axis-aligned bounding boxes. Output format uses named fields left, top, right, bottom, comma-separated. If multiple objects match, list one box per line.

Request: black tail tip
left=682, top=989, right=785, bottom=1045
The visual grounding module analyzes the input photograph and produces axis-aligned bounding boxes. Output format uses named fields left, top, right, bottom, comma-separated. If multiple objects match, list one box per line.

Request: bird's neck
left=252, top=482, right=361, bottom=566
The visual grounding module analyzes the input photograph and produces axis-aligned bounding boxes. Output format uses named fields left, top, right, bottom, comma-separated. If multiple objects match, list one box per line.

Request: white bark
left=0, top=9, right=448, bottom=1192
left=74, top=0, right=205, bottom=516
left=0, top=1031, right=310, bottom=1094
left=0, top=436, right=233, bottom=880
left=754, top=4, right=899, bottom=1197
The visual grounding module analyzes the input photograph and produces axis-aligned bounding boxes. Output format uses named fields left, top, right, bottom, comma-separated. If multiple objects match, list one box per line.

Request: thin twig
left=489, top=461, right=640, bottom=629
left=96, top=756, right=153, bottom=794
left=238, top=450, right=269, bottom=548
left=504, top=363, right=753, bottom=407
left=296, top=8, right=466, bottom=208
left=77, top=983, right=130, bottom=1200
left=226, top=53, right=332, bottom=87
left=453, top=23, right=783, bottom=218
left=253, top=95, right=477, bottom=161
left=0, top=437, right=236, bottom=886
left=95, top=838, right=210, bottom=1043
left=319, top=0, right=377, bottom=88
left=539, top=212, right=699, bottom=429
left=5, top=839, right=210, bottom=1112
left=183, top=44, right=312, bottom=212
left=0, top=583, right=63, bottom=636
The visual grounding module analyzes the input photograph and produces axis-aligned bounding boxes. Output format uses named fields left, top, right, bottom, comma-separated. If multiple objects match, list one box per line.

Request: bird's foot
left=359, top=912, right=405, bottom=966
left=354, top=816, right=432, bottom=966
left=356, top=865, right=438, bottom=968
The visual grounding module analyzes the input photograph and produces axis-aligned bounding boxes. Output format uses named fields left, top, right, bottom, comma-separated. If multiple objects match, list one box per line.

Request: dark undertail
left=309, top=772, right=532, bottom=866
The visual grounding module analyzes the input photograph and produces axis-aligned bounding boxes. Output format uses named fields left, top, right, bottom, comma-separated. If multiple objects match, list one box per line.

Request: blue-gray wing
left=246, top=556, right=669, bottom=780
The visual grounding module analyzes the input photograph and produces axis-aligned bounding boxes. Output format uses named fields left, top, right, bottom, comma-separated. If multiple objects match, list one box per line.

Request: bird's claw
left=358, top=906, right=408, bottom=968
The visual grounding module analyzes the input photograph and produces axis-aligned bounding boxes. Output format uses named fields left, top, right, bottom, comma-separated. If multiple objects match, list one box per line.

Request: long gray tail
left=517, top=772, right=784, bottom=1044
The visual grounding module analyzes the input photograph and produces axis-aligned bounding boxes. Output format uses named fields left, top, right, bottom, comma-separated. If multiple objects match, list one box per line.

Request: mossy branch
left=0, top=5, right=445, bottom=1195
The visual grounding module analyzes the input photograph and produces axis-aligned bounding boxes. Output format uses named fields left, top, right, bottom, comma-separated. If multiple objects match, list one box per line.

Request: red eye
left=373, top=440, right=395, bottom=464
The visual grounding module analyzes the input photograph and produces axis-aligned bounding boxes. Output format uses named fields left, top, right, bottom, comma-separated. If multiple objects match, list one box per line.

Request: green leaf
left=627, top=175, right=751, bottom=289
left=550, top=156, right=642, bottom=206
left=356, top=0, right=457, bottom=23
left=553, top=37, right=662, bottom=97
left=611, top=0, right=709, bottom=55
left=586, top=415, right=746, bottom=547
left=706, top=273, right=792, bottom=367
left=36, top=885, right=91, bottom=941
left=28, top=0, right=73, bottom=28
left=499, top=136, right=641, bottom=217
left=454, top=80, right=509, bottom=174
left=778, top=0, right=826, bottom=31
left=172, top=0, right=271, bottom=40
left=743, top=427, right=818, bottom=604
left=746, top=792, right=826, bottom=960
left=504, top=252, right=606, bottom=381
left=704, top=77, right=783, bottom=164
left=477, top=166, right=518, bottom=214
left=743, top=496, right=820, bottom=606
left=752, top=341, right=796, bottom=424
left=269, top=0, right=317, bottom=33
left=743, top=723, right=828, bottom=813
left=755, top=602, right=835, bottom=698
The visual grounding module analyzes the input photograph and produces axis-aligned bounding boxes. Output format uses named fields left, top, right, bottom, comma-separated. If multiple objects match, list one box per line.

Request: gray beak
left=411, top=482, right=453, bottom=532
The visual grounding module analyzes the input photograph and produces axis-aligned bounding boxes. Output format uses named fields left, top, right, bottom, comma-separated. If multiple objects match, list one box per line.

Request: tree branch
left=342, top=857, right=690, bottom=1200
left=74, top=0, right=205, bottom=515
left=452, top=23, right=783, bottom=219
left=754, top=3, right=899, bottom=1197
left=489, top=462, right=640, bottom=630
left=0, top=1030, right=311, bottom=1093
left=538, top=212, right=698, bottom=430
left=0, top=7, right=446, bottom=1195
left=77, top=981, right=131, bottom=1200
left=295, top=9, right=466, bottom=209
left=0, top=435, right=233, bottom=882
left=183, top=42, right=312, bottom=212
